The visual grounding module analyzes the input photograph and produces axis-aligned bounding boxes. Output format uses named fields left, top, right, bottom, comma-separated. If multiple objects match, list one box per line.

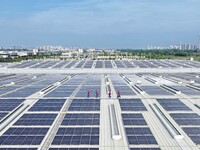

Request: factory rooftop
left=0, top=60, right=200, bottom=150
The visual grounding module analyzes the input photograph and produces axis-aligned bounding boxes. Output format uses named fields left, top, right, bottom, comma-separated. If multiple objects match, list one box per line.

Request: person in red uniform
left=108, top=90, right=111, bottom=98
left=95, top=89, right=99, bottom=98
left=117, top=90, right=121, bottom=99
left=87, top=90, right=90, bottom=97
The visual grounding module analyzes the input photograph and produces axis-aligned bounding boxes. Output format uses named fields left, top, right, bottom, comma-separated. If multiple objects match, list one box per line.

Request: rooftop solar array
left=170, top=113, right=200, bottom=126
left=68, top=99, right=100, bottom=111
left=8, top=60, right=200, bottom=69
left=182, top=128, right=200, bottom=144
left=110, top=74, right=136, bottom=96
left=141, top=86, right=173, bottom=95
left=122, top=113, right=147, bottom=126
left=28, top=99, right=66, bottom=111
left=52, top=127, right=99, bottom=145
left=170, top=85, right=200, bottom=95
left=14, top=114, right=57, bottom=126
left=125, top=127, right=158, bottom=145
left=0, top=127, right=49, bottom=145
left=157, top=99, right=191, bottom=111
left=62, top=113, right=100, bottom=126
left=2, top=62, right=200, bottom=149
left=119, top=99, right=147, bottom=111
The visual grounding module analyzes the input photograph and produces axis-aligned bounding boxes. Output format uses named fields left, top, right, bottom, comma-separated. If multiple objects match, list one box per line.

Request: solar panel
left=52, top=127, right=99, bottom=145
left=130, top=148, right=160, bottom=150
left=75, top=86, right=101, bottom=98
left=0, top=99, right=24, bottom=111
left=114, top=86, right=136, bottom=95
left=0, top=112, right=8, bottom=121
left=170, top=86, right=200, bottom=95
left=62, top=113, right=100, bottom=126
left=68, top=99, right=100, bottom=111
left=49, top=148, right=99, bottom=150
left=0, top=127, right=48, bottom=145
left=141, top=86, right=173, bottom=95
left=0, top=148, right=37, bottom=150
left=125, top=127, right=157, bottom=145
left=122, top=114, right=147, bottom=126
left=119, top=99, right=147, bottom=111
left=45, top=86, right=77, bottom=97
left=157, top=99, right=191, bottom=111
left=182, top=127, right=200, bottom=144
left=14, top=114, right=57, bottom=126
left=170, top=113, right=200, bottom=126
left=29, top=99, right=66, bottom=111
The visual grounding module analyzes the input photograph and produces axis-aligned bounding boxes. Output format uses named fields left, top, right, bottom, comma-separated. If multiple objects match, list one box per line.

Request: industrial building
left=0, top=60, right=200, bottom=150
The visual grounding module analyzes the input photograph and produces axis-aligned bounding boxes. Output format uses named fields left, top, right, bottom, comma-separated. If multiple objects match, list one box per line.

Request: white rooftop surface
left=0, top=60, right=200, bottom=150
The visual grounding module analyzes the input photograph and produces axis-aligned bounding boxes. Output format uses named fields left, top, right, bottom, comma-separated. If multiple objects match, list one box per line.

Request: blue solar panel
left=182, top=127, right=200, bottom=144
left=49, top=148, right=99, bottom=150
left=122, top=114, right=147, bottom=126
left=130, top=148, right=160, bottom=150
left=0, top=99, right=24, bottom=111
left=45, top=86, right=77, bottom=97
left=68, top=99, right=100, bottom=111
left=29, top=99, right=66, bottom=111
left=76, top=86, right=101, bottom=98
left=0, top=112, right=8, bottom=121
left=125, top=128, right=157, bottom=145
left=170, top=113, right=200, bottom=126
left=14, top=114, right=57, bottom=126
left=141, top=86, right=173, bottom=95
left=119, top=99, right=147, bottom=111
left=52, top=127, right=99, bottom=145
left=62, top=113, right=100, bottom=126
left=114, top=86, right=136, bottom=95
left=0, top=128, right=48, bottom=145
left=0, top=148, right=37, bottom=150
left=157, top=99, right=191, bottom=111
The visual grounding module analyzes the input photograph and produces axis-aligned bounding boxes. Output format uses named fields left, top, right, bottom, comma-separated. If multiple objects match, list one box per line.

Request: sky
left=0, top=0, right=200, bottom=49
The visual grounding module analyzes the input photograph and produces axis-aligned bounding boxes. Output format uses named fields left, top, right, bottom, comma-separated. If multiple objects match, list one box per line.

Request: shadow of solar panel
left=14, top=114, right=57, bottom=126
left=0, top=128, right=48, bottom=145
left=182, top=127, right=200, bottom=144
left=122, top=114, right=147, bottom=126
left=125, top=128, right=157, bottom=145
left=52, top=127, right=99, bottom=145
left=119, top=99, right=147, bottom=111
left=68, top=99, right=100, bottom=111
left=29, top=99, right=66, bottom=111
left=62, top=113, right=100, bottom=126
left=170, top=113, right=200, bottom=126
left=157, top=99, right=191, bottom=111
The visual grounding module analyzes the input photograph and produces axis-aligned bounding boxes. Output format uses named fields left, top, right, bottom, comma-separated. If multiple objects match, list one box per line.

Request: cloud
left=0, top=0, right=200, bottom=48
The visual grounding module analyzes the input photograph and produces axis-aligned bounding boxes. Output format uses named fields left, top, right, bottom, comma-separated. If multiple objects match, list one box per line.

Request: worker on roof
left=95, top=89, right=99, bottom=98
left=87, top=90, right=90, bottom=97
left=108, top=90, right=111, bottom=98
left=117, top=90, right=121, bottom=99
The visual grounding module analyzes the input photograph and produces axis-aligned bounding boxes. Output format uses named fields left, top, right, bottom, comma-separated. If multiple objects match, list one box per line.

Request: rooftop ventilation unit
left=150, top=104, right=184, bottom=140
left=109, top=104, right=121, bottom=140
left=161, top=84, right=181, bottom=94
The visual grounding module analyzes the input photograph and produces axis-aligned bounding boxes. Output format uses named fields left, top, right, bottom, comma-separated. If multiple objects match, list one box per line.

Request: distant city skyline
left=0, top=0, right=200, bottom=48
